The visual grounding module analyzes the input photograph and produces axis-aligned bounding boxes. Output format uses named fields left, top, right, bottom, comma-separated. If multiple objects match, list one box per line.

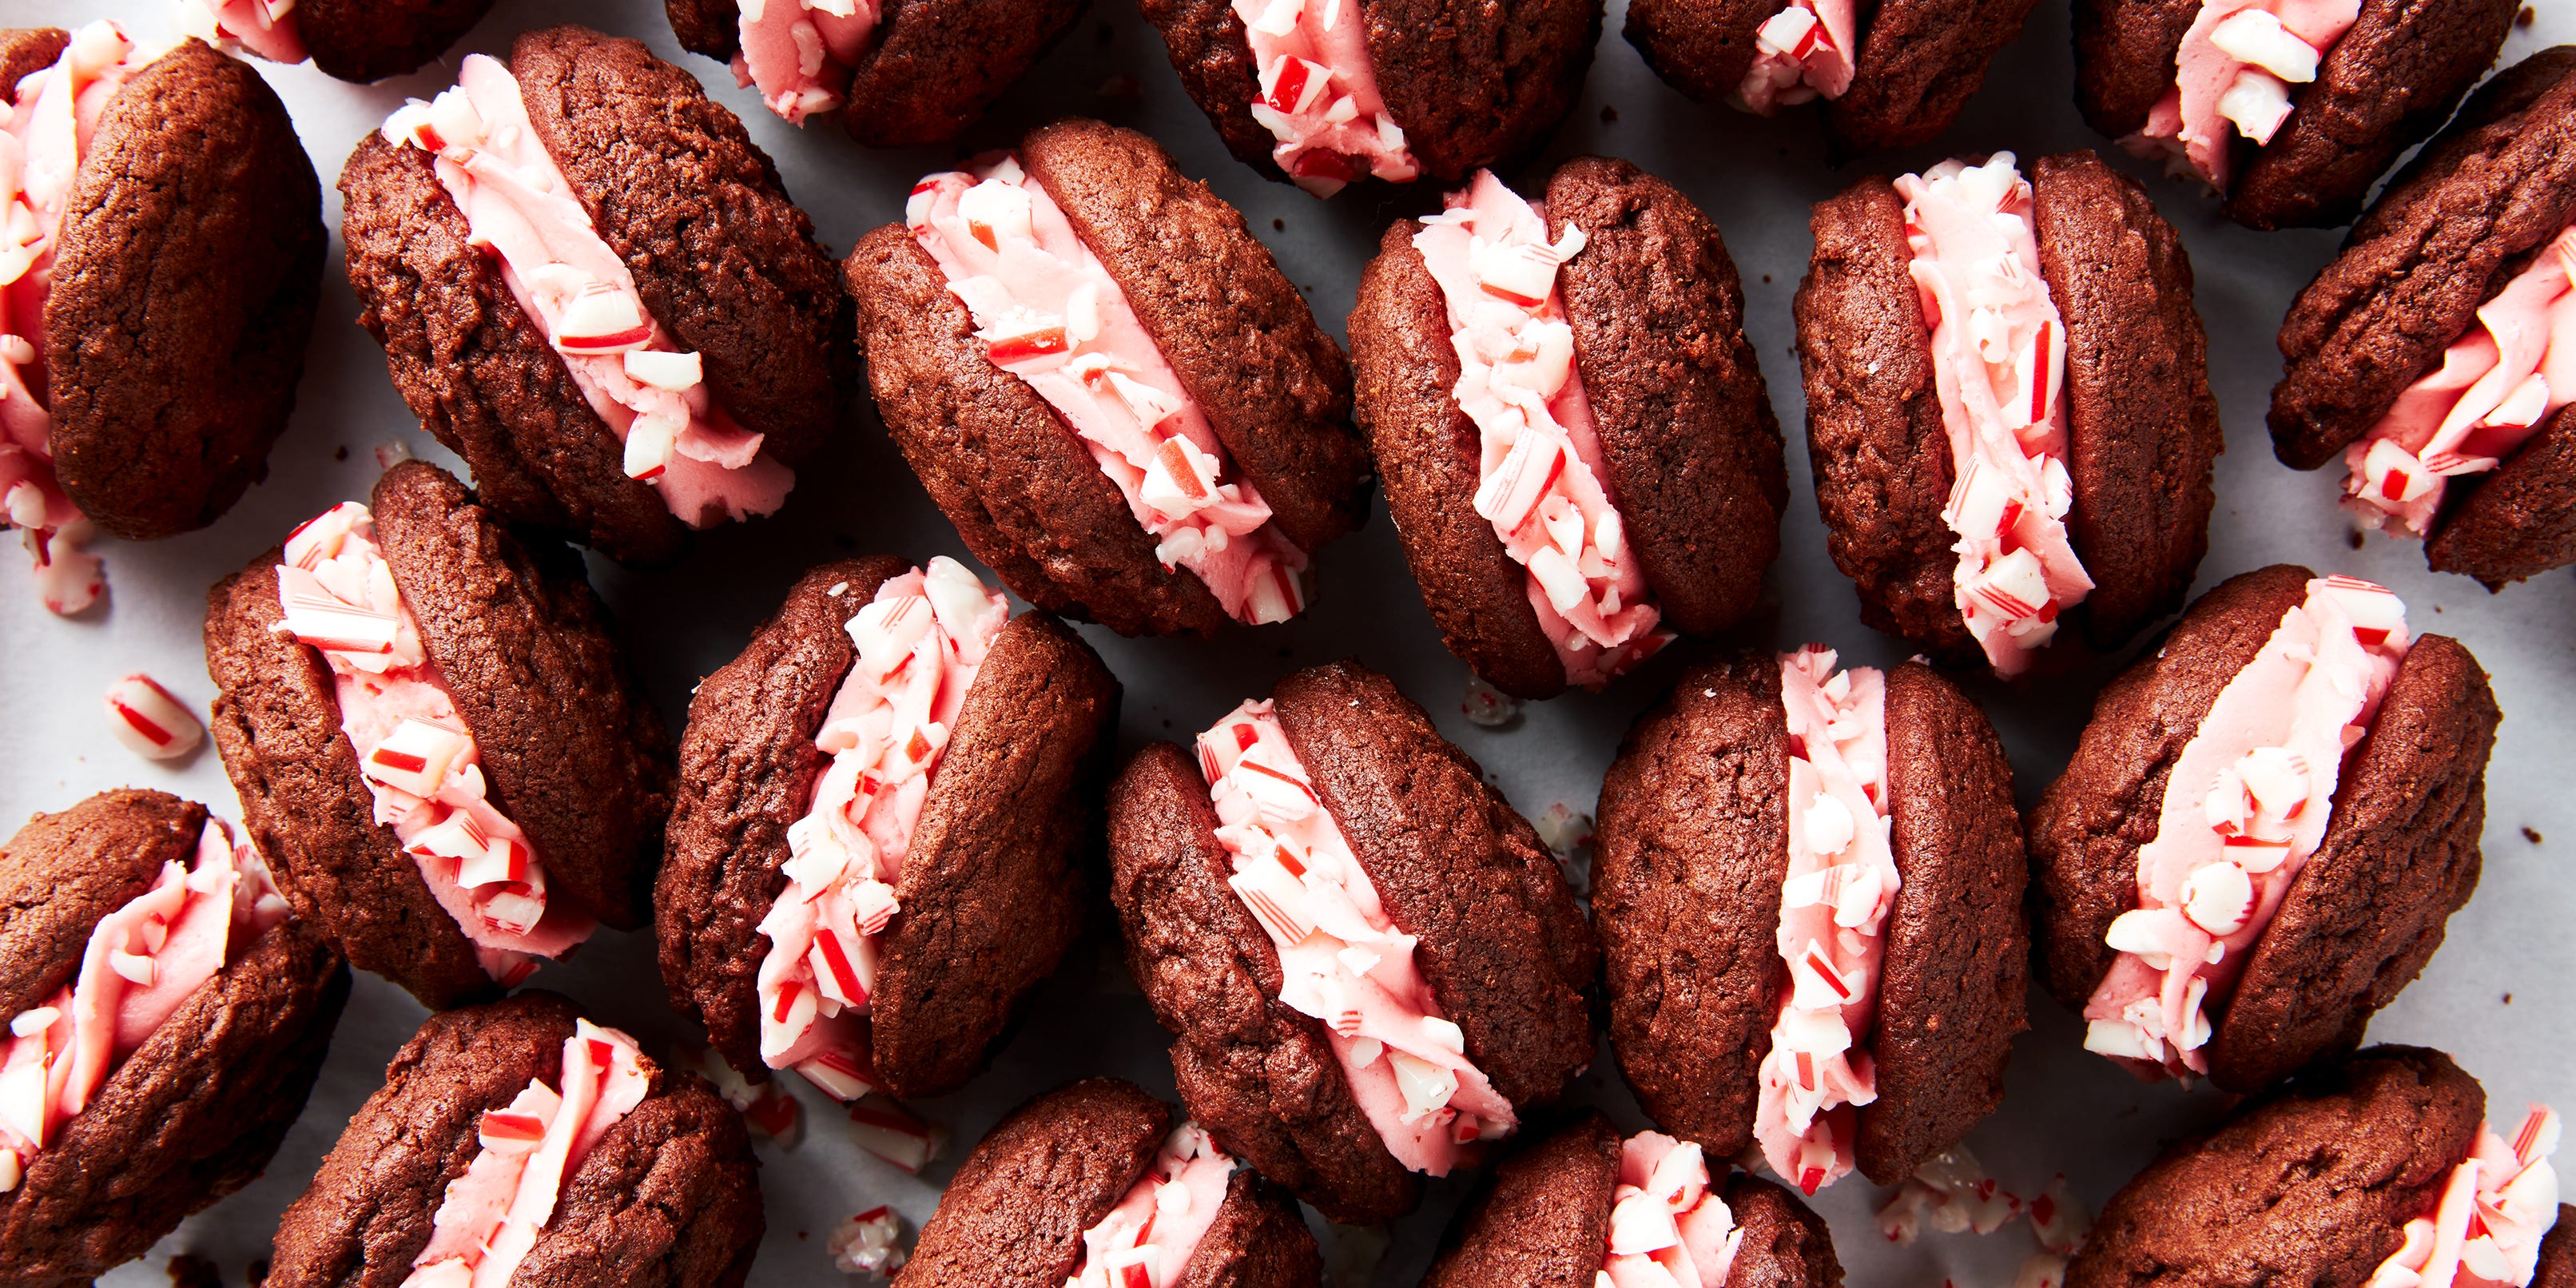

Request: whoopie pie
left=1141, top=0, right=1600, bottom=196
left=896, top=1078, right=1321, bottom=1288
left=181, top=0, right=499, bottom=81
left=846, top=118, right=1372, bottom=638
left=205, top=460, right=674, bottom=1011
left=1107, top=660, right=1598, bottom=1224
left=1421, top=1110, right=1843, bottom=1288
left=0, top=789, right=349, bottom=1286
left=1350, top=157, right=1785, bottom=699
left=1625, top=0, right=2039, bottom=155
left=266, top=991, right=764, bottom=1288
left=2272, top=47, right=2576, bottom=588
left=2069, top=1047, right=2567, bottom=1288
left=2076, top=0, right=2515, bottom=229
left=338, top=26, right=852, bottom=566
left=658, top=555, right=1119, bottom=1104
left=664, top=0, right=1083, bottom=145
left=1592, top=646, right=2025, bottom=1196
left=2029, top=565, right=2498, bottom=1092
left=1795, top=148, right=2221, bottom=676
left=0, top=23, right=322, bottom=614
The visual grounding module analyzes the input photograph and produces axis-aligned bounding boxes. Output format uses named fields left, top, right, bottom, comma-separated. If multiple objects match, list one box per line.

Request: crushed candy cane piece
left=1233, top=0, right=1417, bottom=196
left=101, top=674, right=203, bottom=761
left=1461, top=673, right=1523, bottom=727
left=829, top=1205, right=909, bottom=1278
left=1735, top=0, right=1858, bottom=113
left=848, top=1094, right=945, bottom=1173
left=2366, top=1103, right=2562, bottom=1288
left=2122, top=0, right=2359, bottom=191
left=1068, top=1122, right=1235, bottom=1288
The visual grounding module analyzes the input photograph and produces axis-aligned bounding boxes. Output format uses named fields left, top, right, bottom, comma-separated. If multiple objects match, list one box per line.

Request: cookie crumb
left=2347, top=528, right=2366, bottom=550
left=2523, top=826, right=2542, bottom=845
left=332, top=445, right=349, bottom=462
left=1273, top=217, right=1286, bottom=231
left=1095, top=74, right=1140, bottom=103
left=1096, top=20, right=1115, bottom=40
left=1600, top=105, right=1620, bottom=123
left=2519, top=5, right=2536, bottom=27
left=1762, top=274, right=1772, bottom=284
left=2504, top=992, right=2514, bottom=1004
left=167, top=1253, right=222, bottom=1288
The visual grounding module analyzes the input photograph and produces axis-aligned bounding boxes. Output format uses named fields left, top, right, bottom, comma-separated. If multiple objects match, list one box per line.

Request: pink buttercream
left=1754, top=646, right=1896, bottom=1195
left=188, top=0, right=310, bottom=65
left=2344, top=225, right=2576, bottom=536
left=1414, top=170, right=1670, bottom=687
left=2369, top=1105, right=2562, bottom=1288
left=2127, top=0, right=2359, bottom=190
left=403, top=1020, right=651, bottom=1288
left=1231, top=0, right=1419, bottom=197
left=733, top=0, right=881, bottom=124
left=1735, top=0, right=1858, bottom=114
left=1895, top=154, right=2093, bottom=677
left=0, top=817, right=288, bottom=1193
left=1195, top=699, right=1513, bottom=1175
left=276, top=502, right=593, bottom=985
left=908, top=157, right=1309, bottom=625
left=2081, top=574, right=2409, bottom=1078
left=755, top=557, right=1008, bottom=1100
left=1600, top=1131, right=1743, bottom=1288
left=0, top=22, right=145, bottom=616
left=382, top=58, right=793, bottom=528
left=1066, top=1121, right=1235, bottom=1288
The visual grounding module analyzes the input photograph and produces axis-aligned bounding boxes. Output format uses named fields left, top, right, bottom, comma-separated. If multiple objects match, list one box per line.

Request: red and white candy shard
left=829, top=1205, right=909, bottom=1278
left=2368, top=1103, right=2562, bottom=1288
left=1231, top=0, right=1418, bottom=196
left=101, top=674, right=203, bottom=760
left=1737, top=0, right=1857, bottom=112
left=847, top=1095, right=944, bottom=1173
left=2123, top=0, right=2357, bottom=189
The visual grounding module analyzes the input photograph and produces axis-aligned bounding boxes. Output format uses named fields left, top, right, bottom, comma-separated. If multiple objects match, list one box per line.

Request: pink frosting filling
left=2081, top=574, right=2409, bottom=1078
left=908, top=157, right=1308, bottom=625
left=403, top=1020, right=651, bottom=1288
left=2127, top=0, right=2359, bottom=190
left=188, top=0, right=309, bottom=64
left=732, top=0, right=881, bottom=125
left=1195, top=699, right=1513, bottom=1175
left=1896, top=154, right=2093, bottom=677
left=2371, top=1106, right=2563, bottom=1288
left=381, top=58, right=793, bottom=529
left=0, top=22, right=145, bottom=617
left=277, top=502, right=594, bottom=984
left=1735, top=0, right=1858, bottom=114
left=1755, top=646, right=1896, bottom=1195
left=1415, top=170, right=1670, bottom=687
left=1066, top=1121, right=1236, bottom=1288
left=1601, top=1131, right=1743, bottom=1288
left=2344, top=225, right=2576, bottom=536
left=755, top=557, right=1008, bottom=1100
left=0, top=817, right=288, bottom=1193
left=1230, top=0, right=1419, bottom=197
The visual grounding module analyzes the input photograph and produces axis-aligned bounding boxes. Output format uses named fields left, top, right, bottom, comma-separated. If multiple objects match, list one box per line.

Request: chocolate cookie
left=206, top=460, right=674, bottom=1011
left=0, top=790, right=351, bottom=1287
left=1350, top=156, right=1786, bottom=699
left=1795, top=149, right=2220, bottom=671
left=846, top=118, right=1370, bottom=638
left=897, top=1079, right=1320, bottom=1288
left=2029, top=566, right=2500, bottom=1092
left=1592, top=648, right=2025, bottom=1190
left=339, top=25, right=852, bottom=564
left=267, top=992, right=763, bottom=1288
left=192, top=0, right=499, bottom=81
left=1107, top=661, right=1599, bottom=1223
left=657, top=555, right=1121, bottom=1102
left=665, top=0, right=1083, bottom=145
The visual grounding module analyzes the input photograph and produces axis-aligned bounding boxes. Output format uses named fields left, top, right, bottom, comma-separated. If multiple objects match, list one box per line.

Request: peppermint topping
left=101, top=673, right=204, bottom=761
left=2125, top=0, right=2359, bottom=191
left=1415, top=171, right=1671, bottom=687
left=381, top=57, right=792, bottom=527
left=185, top=0, right=308, bottom=65
left=1066, top=1123, right=1235, bottom=1288
left=1232, top=0, right=1418, bottom=197
left=755, top=558, right=1008, bottom=1098
left=276, top=503, right=590, bottom=984
left=1599, top=1131, right=1743, bottom=1288
left=2344, top=225, right=2576, bottom=536
left=2368, top=1105, right=2562, bottom=1288
left=1895, top=154, right=2093, bottom=676
left=1195, top=699, right=1515, bottom=1174
left=908, top=158, right=1308, bottom=625
left=2081, top=575, right=2409, bottom=1076
left=847, top=1093, right=946, bottom=1173
left=831, top=1206, right=910, bottom=1278
left=1735, top=0, right=1858, bottom=114
left=732, top=0, right=882, bottom=124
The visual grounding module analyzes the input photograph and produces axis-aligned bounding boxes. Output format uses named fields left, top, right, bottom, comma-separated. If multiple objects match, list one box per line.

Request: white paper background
left=4, top=0, right=2570, bottom=1282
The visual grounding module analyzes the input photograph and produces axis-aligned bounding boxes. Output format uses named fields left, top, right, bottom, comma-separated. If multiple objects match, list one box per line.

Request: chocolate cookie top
left=0, top=28, right=66, bottom=91
left=296, top=0, right=497, bottom=81
left=1727, top=1172, right=1847, bottom=1288
left=2069, top=1047, right=2486, bottom=1288
left=42, top=37, right=322, bottom=542
left=0, top=789, right=201, bottom=1016
left=896, top=1079, right=1164, bottom=1288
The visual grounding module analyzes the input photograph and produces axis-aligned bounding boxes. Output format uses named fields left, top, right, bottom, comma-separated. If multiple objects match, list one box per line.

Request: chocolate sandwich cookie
left=267, top=991, right=764, bottom=1288
left=2029, top=566, right=2499, bottom=1093
left=897, top=1078, right=1320, bottom=1288
left=0, top=789, right=350, bottom=1287
left=2271, top=48, right=2576, bottom=588
left=2070, top=1047, right=2569, bottom=1288
left=2076, top=0, right=2514, bottom=229
left=666, top=0, right=1083, bottom=145
left=1350, top=157, right=1785, bottom=699
left=0, top=24, right=322, bottom=615
left=339, top=26, right=852, bottom=566
left=205, top=459, right=674, bottom=1011
left=1626, top=0, right=2039, bottom=155
left=184, top=0, right=499, bottom=82
left=1107, top=661, right=1598, bottom=1224
left=1795, top=149, right=2222, bottom=676
left=658, top=555, right=1119, bottom=1103
left=1143, top=0, right=1600, bottom=196
left=847, top=118, right=1371, bottom=638
left=1421, top=1111, right=1843, bottom=1288
left=1592, top=646, right=2025, bottom=1195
